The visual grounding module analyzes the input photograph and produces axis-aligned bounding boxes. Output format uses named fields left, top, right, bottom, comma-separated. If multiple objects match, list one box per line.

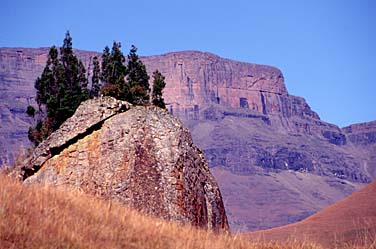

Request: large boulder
left=21, top=97, right=229, bottom=231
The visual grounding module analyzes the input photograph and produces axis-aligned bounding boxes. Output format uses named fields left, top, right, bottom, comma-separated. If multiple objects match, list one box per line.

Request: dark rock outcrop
left=21, top=97, right=229, bottom=231
left=322, top=130, right=347, bottom=146
left=343, top=121, right=376, bottom=146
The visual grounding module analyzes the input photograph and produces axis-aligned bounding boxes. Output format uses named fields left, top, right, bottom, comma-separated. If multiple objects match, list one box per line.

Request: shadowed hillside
left=247, top=180, right=376, bottom=248
left=0, top=174, right=321, bottom=249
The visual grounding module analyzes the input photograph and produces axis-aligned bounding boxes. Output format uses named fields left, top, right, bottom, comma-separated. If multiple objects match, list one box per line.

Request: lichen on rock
left=21, top=96, right=229, bottom=231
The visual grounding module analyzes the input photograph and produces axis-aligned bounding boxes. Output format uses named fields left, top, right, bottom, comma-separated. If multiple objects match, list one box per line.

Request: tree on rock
left=151, top=70, right=166, bottom=109
left=90, top=56, right=101, bottom=98
left=28, top=31, right=89, bottom=146
left=126, top=45, right=150, bottom=105
left=100, top=42, right=126, bottom=99
left=59, top=31, right=89, bottom=122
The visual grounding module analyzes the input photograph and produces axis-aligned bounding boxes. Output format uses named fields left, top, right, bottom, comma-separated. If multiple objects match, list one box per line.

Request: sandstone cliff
left=143, top=51, right=320, bottom=128
left=21, top=97, right=229, bottom=231
left=1, top=47, right=375, bottom=232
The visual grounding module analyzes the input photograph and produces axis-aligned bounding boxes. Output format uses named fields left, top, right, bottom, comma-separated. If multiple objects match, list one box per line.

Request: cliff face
left=343, top=121, right=376, bottom=146
left=343, top=121, right=376, bottom=178
left=22, top=97, right=229, bottom=231
left=143, top=51, right=319, bottom=124
left=1, top=47, right=375, bottom=232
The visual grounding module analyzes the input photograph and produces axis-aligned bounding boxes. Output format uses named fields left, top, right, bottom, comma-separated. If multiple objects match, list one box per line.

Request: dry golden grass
left=0, top=173, right=322, bottom=249
left=248, top=180, right=376, bottom=249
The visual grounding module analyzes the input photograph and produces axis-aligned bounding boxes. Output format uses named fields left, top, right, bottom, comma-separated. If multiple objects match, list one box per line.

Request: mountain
left=247, top=180, right=376, bottom=248
left=20, top=96, right=229, bottom=231
left=0, top=47, right=375, bottom=231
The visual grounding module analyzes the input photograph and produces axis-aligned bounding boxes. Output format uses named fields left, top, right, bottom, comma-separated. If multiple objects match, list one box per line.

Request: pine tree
left=126, top=45, right=150, bottom=105
left=100, top=46, right=111, bottom=82
left=59, top=31, right=89, bottom=122
left=100, top=42, right=126, bottom=99
left=98, top=42, right=162, bottom=106
left=90, top=56, right=101, bottom=97
left=151, top=70, right=166, bottom=109
left=28, top=31, right=89, bottom=146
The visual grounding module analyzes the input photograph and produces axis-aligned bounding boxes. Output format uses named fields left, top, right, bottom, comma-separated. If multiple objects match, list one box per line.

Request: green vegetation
left=28, top=32, right=89, bottom=146
left=90, top=56, right=101, bottom=98
left=152, top=70, right=167, bottom=109
left=125, top=45, right=150, bottom=105
left=26, top=105, right=35, bottom=117
left=28, top=32, right=166, bottom=146
left=100, top=42, right=126, bottom=99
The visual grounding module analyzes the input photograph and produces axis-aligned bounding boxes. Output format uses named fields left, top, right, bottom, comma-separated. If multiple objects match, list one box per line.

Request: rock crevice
left=22, top=97, right=229, bottom=231
left=21, top=97, right=132, bottom=180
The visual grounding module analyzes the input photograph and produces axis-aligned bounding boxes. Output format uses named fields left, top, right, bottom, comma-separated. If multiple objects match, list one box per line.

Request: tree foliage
left=100, top=42, right=126, bottom=99
left=28, top=34, right=167, bottom=146
left=100, top=43, right=150, bottom=105
left=125, top=45, right=150, bottom=105
left=28, top=31, right=89, bottom=146
left=90, top=56, right=101, bottom=98
left=26, top=106, right=36, bottom=117
left=151, top=70, right=166, bottom=109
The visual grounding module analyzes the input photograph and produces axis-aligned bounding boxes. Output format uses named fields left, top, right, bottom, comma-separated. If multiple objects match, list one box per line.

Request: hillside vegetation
left=0, top=174, right=320, bottom=249
left=248, top=180, right=376, bottom=249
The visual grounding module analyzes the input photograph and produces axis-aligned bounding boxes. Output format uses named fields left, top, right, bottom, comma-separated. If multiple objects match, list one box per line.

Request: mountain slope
left=0, top=47, right=375, bottom=232
left=0, top=174, right=321, bottom=249
left=247, top=180, right=376, bottom=248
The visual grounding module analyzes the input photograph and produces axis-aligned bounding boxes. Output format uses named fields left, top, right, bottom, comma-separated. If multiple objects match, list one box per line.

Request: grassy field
left=0, top=173, right=322, bottom=249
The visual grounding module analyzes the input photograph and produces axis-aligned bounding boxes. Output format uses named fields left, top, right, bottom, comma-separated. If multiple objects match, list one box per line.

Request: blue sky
left=1, top=0, right=375, bottom=127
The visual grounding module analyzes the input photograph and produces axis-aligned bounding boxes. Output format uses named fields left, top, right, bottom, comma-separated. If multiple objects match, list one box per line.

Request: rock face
left=343, top=121, right=376, bottom=146
left=21, top=97, right=229, bottom=231
left=343, top=121, right=376, bottom=178
left=143, top=51, right=319, bottom=124
left=1, top=47, right=375, bottom=232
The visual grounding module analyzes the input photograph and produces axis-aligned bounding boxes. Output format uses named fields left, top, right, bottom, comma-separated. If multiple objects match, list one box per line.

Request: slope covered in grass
left=0, top=174, right=321, bottom=249
left=248, top=180, right=376, bottom=248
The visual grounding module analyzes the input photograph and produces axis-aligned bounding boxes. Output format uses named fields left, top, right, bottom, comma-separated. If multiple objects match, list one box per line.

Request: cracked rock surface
left=22, top=97, right=229, bottom=231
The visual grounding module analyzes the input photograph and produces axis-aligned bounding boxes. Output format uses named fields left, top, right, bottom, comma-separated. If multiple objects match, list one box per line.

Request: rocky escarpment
left=144, top=51, right=319, bottom=124
left=21, top=97, right=229, bottom=231
left=343, top=121, right=376, bottom=178
left=343, top=121, right=376, bottom=146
